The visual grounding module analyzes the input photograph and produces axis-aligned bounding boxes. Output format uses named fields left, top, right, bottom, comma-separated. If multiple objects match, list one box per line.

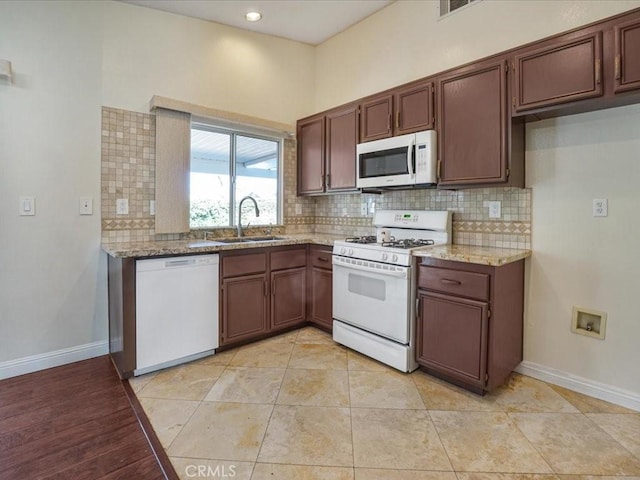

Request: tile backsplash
left=102, top=106, right=530, bottom=249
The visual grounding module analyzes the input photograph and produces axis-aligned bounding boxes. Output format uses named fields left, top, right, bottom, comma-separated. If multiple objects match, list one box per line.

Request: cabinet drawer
left=222, top=252, right=267, bottom=277
left=270, top=248, right=307, bottom=271
left=419, top=266, right=489, bottom=301
left=310, top=246, right=333, bottom=270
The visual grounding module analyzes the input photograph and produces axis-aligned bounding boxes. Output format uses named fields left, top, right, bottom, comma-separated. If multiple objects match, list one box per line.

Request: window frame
left=189, top=120, right=284, bottom=230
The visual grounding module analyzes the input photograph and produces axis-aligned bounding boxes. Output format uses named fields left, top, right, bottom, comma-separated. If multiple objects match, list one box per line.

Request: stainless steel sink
left=215, top=236, right=287, bottom=243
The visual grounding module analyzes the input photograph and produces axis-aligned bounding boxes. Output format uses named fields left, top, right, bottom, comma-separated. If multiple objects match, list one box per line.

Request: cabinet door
left=417, top=291, right=488, bottom=390
left=326, top=106, right=358, bottom=192
left=394, top=81, right=434, bottom=135
left=438, top=60, right=508, bottom=186
left=297, top=116, right=325, bottom=195
left=360, top=94, right=393, bottom=142
left=221, top=274, right=268, bottom=345
left=271, top=267, right=307, bottom=330
left=310, top=267, right=333, bottom=330
left=614, top=18, right=640, bottom=94
left=513, top=32, right=603, bottom=113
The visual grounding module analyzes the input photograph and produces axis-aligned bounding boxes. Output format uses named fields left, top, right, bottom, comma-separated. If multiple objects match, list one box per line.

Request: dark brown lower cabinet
left=220, top=246, right=308, bottom=347
left=418, top=291, right=488, bottom=391
left=221, top=273, right=268, bottom=345
left=271, top=267, right=307, bottom=330
left=416, top=257, right=524, bottom=394
left=308, top=245, right=333, bottom=331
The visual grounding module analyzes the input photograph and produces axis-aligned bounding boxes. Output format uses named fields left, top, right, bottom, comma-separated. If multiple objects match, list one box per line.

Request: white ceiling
left=120, top=0, right=393, bottom=45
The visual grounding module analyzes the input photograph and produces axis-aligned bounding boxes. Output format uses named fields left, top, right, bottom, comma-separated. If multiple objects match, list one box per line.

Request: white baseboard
left=0, top=341, right=109, bottom=380
left=516, top=361, right=640, bottom=412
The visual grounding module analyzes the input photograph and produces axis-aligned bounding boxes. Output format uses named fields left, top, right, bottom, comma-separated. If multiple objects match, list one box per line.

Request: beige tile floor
left=130, top=326, right=640, bottom=480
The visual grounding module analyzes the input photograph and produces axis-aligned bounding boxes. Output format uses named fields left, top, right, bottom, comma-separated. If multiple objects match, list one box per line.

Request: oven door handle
left=332, top=257, right=408, bottom=279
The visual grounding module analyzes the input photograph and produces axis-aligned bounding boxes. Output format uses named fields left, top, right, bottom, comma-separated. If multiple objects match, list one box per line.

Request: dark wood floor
left=0, top=356, right=175, bottom=480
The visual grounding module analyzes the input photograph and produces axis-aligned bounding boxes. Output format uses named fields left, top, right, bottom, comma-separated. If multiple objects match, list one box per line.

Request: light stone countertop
left=412, top=244, right=531, bottom=266
left=103, top=235, right=531, bottom=266
left=101, top=233, right=343, bottom=258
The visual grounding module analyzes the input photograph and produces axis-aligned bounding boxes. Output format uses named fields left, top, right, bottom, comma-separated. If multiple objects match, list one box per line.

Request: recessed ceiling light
left=245, top=11, right=262, bottom=22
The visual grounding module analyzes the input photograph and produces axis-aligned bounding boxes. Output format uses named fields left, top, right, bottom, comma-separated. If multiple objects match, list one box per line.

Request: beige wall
left=314, top=0, right=640, bottom=396
left=0, top=0, right=316, bottom=370
left=525, top=104, right=640, bottom=394
left=0, top=1, right=106, bottom=362
left=101, top=1, right=316, bottom=125
left=315, top=0, right=640, bottom=112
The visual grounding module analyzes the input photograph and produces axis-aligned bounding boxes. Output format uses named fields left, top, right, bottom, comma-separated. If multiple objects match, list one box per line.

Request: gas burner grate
left=344, top=235, right=378, bottom=244
left=381, top=238, right=435, bottom=249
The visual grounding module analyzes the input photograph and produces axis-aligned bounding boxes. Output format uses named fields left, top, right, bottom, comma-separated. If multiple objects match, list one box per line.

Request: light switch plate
left=116, top=198, right=129, bottom=215
left=19, top=196, right=36, bottom=216
left=488, top=201, right=501, bottom=219
left=593, top=198, right=608, bottom=217
left=79, top=197, right=93, bottom=215
left=150, top=200, right=156, bottom=216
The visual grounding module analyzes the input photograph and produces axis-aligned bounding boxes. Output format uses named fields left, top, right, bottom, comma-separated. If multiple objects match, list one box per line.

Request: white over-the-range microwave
left=356, top=130, right=436, bottom=189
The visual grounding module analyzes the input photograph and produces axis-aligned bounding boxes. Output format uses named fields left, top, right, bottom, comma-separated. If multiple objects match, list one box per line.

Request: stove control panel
left=394, top=213, right=419, bottom=224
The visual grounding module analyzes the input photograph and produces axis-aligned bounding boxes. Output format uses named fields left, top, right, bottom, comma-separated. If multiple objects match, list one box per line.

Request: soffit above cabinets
left=119, top=0, right=394, bottom=45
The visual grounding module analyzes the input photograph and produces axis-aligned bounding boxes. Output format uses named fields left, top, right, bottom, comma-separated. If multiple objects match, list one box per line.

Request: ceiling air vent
left=440, top=0, right=481, bottom=17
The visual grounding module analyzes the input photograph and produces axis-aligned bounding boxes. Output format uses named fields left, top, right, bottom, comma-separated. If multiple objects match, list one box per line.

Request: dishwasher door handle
left=164, top=259, right=197, bottom=267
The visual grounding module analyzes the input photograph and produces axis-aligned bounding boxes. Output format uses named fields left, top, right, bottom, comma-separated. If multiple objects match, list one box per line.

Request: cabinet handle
left=595, top=58, right=601, bottom=85
left=317, top=256, right=329, bottom=262
left=387, top=114, right=391, bottom=131
left=436, top=160, right=442, bottom=181
left=441, top=278, right=461, bottom=286
left=395, top=111, right=400, bottom=129
left=615, top=54, right=621, bottom=80
left=326, top=173, right=330, bottom=188
left=263, top=280, right=268, bottom=297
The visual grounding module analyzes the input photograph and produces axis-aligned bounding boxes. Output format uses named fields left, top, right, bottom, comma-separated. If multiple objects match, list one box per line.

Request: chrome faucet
left=237, top=196, right=260, bottom=237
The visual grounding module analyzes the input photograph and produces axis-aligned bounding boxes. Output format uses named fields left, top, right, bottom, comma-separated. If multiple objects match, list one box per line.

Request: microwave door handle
left=407, top=140, right=415, bottom=178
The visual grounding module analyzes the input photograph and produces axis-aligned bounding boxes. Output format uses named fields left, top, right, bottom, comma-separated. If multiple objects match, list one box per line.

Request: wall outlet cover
left=593, top=198, right=608, bottom=217
left=116, top=198, right=129, bottom=215
left=150, top=200, right=156, bottom=216
left=360, top=202, right=368, bottom=216
left=294, top=204, right=302, bottom=215
left=488, top=201, right=501, bottom=219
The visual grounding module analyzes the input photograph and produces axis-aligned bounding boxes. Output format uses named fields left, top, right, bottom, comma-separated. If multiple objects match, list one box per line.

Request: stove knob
left=381, top=252, right=388, bottom=261
left=340, top=247, right=346, bottom=255
left=392, top=254, right=398, bottom=262
left=348, top=248, right=354, bottom=256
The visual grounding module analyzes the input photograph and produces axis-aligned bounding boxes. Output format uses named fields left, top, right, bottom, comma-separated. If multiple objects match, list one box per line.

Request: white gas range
left=332, top=210, right=452, bottom=372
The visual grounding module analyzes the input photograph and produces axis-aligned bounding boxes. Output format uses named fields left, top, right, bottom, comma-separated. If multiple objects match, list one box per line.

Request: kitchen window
left=190, top=124, right=281, bottom=228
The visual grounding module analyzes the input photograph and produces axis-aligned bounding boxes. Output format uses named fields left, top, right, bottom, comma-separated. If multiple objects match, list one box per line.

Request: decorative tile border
left=102, top=218, right=155, bottom=231
left=453, top=220, right=531, bottom=235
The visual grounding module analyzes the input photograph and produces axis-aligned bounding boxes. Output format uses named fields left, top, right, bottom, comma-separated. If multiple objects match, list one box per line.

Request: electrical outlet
left=360, top=202, right=368, bottom=216
left=116, top=198, right=129, bottom=215
left=150, top=200, right=156, bottom=216
left=341, top=207, right=348, bottom=216
left=294, top=204, right=302, bottom=215
left=79, top=197, right=93, bottom=215
left=593, top=198, right=608, bottom=217
left=488, top=201, right=501, bottom=219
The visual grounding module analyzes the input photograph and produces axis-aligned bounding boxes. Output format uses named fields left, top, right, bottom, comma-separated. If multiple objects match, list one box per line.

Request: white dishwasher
left=135, top=254, right=219, bottom=375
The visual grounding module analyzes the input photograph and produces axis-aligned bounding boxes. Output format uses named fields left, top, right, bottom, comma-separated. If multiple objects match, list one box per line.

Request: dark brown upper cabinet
left=360, top=82, right=435, bottom=142
left=297, top=115, right=325, bottom=195
left=512, top=31, right=603, bottom=114
left=437, top=58, right=523, bottom=188
left=394, top=81, right=435, bottom=135
left=360, top=94, right=393, bottom=142
left=297, top=105, right=358, bottom=196
left=614, top=17, right=640, bottom=94
left=325, top=105, right=359, bottom=191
